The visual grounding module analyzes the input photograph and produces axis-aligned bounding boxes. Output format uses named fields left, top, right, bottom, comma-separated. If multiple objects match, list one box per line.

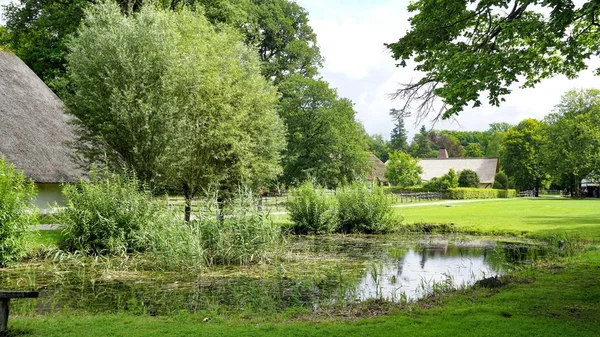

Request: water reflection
left=356, top=245, right=501, bottom=301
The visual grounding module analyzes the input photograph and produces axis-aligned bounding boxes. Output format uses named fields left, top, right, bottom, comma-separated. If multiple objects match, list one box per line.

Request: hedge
left=443, top=188, right=517, bottom=200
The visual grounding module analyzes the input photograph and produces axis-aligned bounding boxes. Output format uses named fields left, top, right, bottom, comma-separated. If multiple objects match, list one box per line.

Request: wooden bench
left=0, top=291, right=39, bottom=332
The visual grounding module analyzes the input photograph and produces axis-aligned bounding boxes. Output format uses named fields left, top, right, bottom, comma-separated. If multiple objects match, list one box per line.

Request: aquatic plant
left=287, top=181, right=338, bottom=234
left=336, top=183, right=401, bottom=233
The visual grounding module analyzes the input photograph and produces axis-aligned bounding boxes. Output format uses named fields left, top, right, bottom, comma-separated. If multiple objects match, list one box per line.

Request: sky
left=1, top=0, right=598, bottom=139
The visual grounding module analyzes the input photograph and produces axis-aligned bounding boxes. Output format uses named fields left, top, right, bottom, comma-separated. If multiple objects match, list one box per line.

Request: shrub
left=193, top=194, right=280, bottom=266
left=0, top=158, right=37, bottom=267
left=423, top=169, right=459, bottom=191
left=287, top=181, right=338, bottom=234
left=444, top=188, right=517, bottom=199
left=385, top=151, right=422, bottom=187
left=458, top=169, right=480, bottom=188
left=493, top=171, right=509, bottom=189
left=336, top=183, right=400, bottom=234
left=59, top=169, right=162, bottom=255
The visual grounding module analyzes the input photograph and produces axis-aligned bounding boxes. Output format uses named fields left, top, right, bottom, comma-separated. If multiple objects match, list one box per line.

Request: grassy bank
left=9, top=198, right=600, bottom=336
left=399, top=198, right=600, bottom=241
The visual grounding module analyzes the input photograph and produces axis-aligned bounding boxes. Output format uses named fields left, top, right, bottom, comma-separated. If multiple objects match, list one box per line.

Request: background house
left=418, top=149, right=499, bottom=188
left=0, top=51, right=82, bottom=210
left=367, top=153, right=389, bottom=186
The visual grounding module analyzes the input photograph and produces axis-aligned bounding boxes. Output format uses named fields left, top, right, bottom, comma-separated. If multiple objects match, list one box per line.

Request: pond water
left=1, top=236, right=548, bottom=316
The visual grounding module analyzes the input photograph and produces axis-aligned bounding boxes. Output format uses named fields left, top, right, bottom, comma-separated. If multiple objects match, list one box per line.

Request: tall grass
left=287, top=181, right=338, bottom=234
left=59, top=169, right=162, bottom=255
left=0, top=157, right=37, bottom=267
left=336, top=182, right=401, bottom=234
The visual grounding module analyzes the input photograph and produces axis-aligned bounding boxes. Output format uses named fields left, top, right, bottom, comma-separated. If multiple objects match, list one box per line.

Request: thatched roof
left=0, top=51, right=82, bottom=183
left=367, top=153, right=388, bottom=183
left=418, top=158, right=499, bottom=184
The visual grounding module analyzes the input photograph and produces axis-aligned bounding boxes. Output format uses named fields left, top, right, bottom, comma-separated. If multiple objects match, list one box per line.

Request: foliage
left=0, top=157, right=36, bottom=267
left=493, top=171, right=509, bottom=189
left=190, top=194, right=280, bottom=266
left=384, top=151, right=422, bottom=187
left=409, top=126, right=436, bottom=158
left=458, top=169, right=480, bottom=188
left=443, top=188, right=516, bottom=200
left=465, top=143, right=484, bottom=157
left=336, top=183, right=400, bottom=234
left=278, top=74, right=370, bottom=188
left=389, top=108, right=409, bottom=151
left=423, top=169, right=458, bottom=191
left=501, top=119, right=548, bottom=191
left=287, top=181, right=338, bottom=235
left=65, top=3, right=285, bottom=214
left=368, top=134, right=391, bottom=163
left=59, top=169, right=162, bottom=255
left=427, top=131, right=465, bottom=157
left=2, top=0, right=322, bottom=89
left=544, top=89, right=600, bottom=192
left=387, top=0, right=600, bottom=119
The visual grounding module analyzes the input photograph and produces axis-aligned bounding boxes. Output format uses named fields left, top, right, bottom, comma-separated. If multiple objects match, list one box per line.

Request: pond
left=0, top=235, right=548, bottom=316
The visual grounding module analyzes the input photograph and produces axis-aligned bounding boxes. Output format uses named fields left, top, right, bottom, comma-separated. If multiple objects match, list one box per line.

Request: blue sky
left=2, top=0, right=598, bottom=139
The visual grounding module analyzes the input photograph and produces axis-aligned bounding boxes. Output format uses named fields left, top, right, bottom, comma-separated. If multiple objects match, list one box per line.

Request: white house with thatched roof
left=418, top=149, right=499, bottom=188
left=0, top=51, right=82, bottom=210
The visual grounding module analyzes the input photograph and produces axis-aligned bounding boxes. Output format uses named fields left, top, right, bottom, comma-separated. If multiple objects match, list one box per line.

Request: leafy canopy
left=65, top=2, right=285, bottom=202
left=384, top=151, right=423, bottom=187
left=278, top=74, right=370, bottom=188
left=387, top=1, right=600, bottom=119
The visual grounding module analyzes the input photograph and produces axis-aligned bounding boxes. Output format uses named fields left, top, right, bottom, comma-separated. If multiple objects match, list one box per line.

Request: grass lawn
left=10, top=198, right=600, bottom=336
left=400, top=198, right=600, bottom=241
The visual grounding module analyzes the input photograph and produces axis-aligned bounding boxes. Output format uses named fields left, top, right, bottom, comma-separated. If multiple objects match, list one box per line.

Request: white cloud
left=296, top=0, right=600, bottom=139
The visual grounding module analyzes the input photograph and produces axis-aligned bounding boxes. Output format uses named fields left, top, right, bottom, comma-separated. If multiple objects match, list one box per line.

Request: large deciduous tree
left=387, top=1, right=600, bottom=119
left=65, top=2, right=285, bottom=220
left=277, top=74, right=370, bottom=188
left=544, top=89, right=600, bottom=195
left=2, top=0, right=322, bottom=88
left=501, top=119, right=548, bottom=192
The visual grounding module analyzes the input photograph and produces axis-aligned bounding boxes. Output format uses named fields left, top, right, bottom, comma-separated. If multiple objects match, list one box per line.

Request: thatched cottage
left=367, top=153, right=389, bottom=186
left=418, top=149, right=499, bottom=188
left=0, top=51, right=82, bottom=210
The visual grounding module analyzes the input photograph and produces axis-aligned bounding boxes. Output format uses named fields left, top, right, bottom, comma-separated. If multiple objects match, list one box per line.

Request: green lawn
left=399, top=198, right=600, bottom=241
left=10, top=198, right=600, bottom=336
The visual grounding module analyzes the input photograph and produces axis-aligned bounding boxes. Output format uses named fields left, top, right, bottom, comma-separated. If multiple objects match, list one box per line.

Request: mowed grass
left=11, top=198, right=600, bottom=336
left=399, top=198, right=600, bottom=241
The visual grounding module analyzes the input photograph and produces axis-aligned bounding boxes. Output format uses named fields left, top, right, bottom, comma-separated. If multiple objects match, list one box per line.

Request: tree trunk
left=183, top=182, right=192, bottom=222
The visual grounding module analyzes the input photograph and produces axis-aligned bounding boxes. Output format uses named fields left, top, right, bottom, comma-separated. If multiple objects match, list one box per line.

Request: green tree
left=501, top=119, right=548, bottom=192
left=278, top=75, right=370, bottom=188
left=389, top=108, right=409, bottom=152
left=386, top=1, right=600, bottom=119
left=428, top=131, right=465, bottom=157
left=384, top=151, right=423, bottom=187
left=2, top=0, right=322, bottom=88
left=2, top=0, right=90, bottom=86
left=458, top=169, right=480, bottom=188
left=410, top=125, right=436, bottom=158
left=368, top=134, right=391, bottom=163
left=544, top=89, right=600, bottom=195
left=65, top=3, right=285, bottom=220
left=465, top=143, right=484, bottom=157
left=493, top=171, right=509, bottom=190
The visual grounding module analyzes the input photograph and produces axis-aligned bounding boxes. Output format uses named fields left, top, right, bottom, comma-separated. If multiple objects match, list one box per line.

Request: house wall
left=34, top=183, right=65, bottom=212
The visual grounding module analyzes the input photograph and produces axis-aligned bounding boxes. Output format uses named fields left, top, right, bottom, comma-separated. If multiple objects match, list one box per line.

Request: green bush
left=59, top=169, right=163, bottom=255
left=444, top=188, right=517, bottom=199
left=192, top=195, right=280, bottom=266
left=0, top=158, right=37, bottom=267
left=493, top=171, right=509, bottom=189
left=423, top=169, right=459, bottom=191
left=336, top=183, right=400, bottom=234
left=458, top=169, right=480, bottom=187
left=287, top=181, right=338, bottom=234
